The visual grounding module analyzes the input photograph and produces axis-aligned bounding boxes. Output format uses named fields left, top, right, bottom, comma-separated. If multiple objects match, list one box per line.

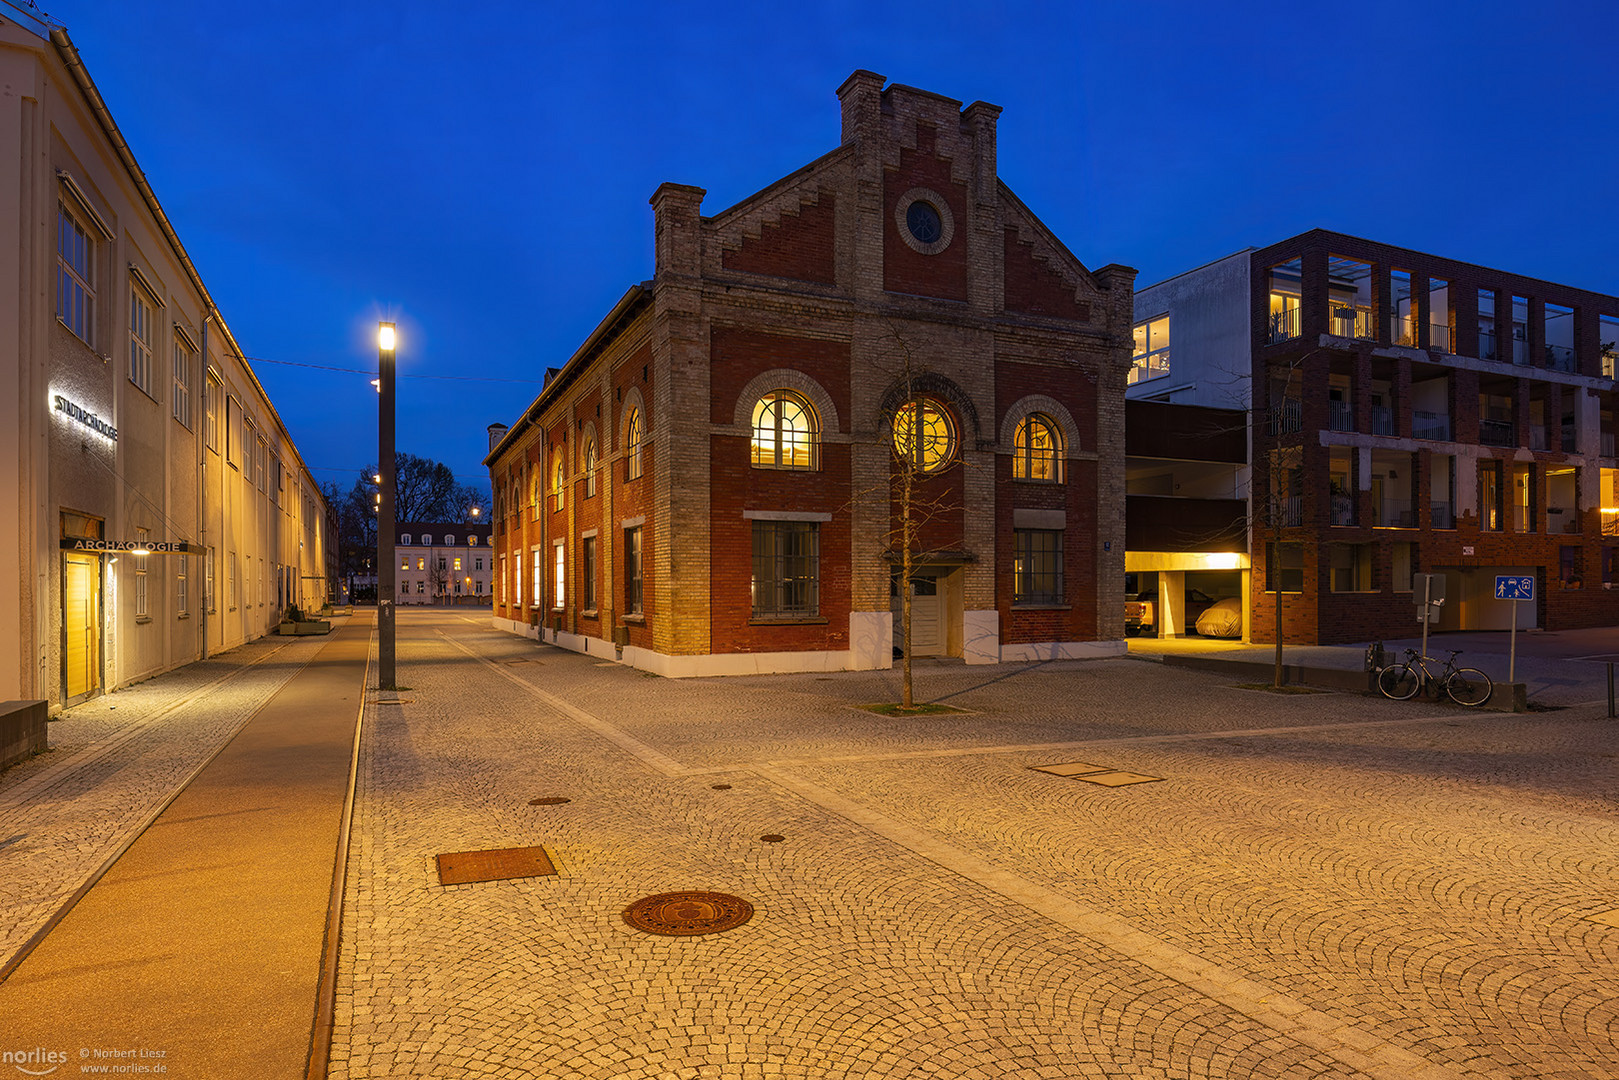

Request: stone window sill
left=1012, top=603, right=1070, bottom=611
left=749, top=616, right=828, bottom=626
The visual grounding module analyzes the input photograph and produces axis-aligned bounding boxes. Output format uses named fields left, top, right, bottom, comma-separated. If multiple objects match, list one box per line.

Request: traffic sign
left=1495, top=575, right=1534, bottom=601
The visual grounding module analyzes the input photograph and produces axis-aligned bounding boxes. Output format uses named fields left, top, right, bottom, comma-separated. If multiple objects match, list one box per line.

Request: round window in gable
left=894, top=187, right=955, bottom=256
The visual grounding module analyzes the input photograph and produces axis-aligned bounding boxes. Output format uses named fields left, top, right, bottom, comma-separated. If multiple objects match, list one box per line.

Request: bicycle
left=1376, top=648, right=1493, bottom=707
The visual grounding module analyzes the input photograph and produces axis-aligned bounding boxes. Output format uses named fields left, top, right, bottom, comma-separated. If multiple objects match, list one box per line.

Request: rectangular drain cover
left=437, top=846, right=556, bottom=885
left=1586, top=908, right=1619, bottom=928
left=1031, top=762, right=1163, bottom=786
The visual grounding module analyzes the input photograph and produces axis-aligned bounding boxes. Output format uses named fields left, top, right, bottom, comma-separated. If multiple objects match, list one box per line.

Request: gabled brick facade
left=485, top=73, right=1134, bottom=676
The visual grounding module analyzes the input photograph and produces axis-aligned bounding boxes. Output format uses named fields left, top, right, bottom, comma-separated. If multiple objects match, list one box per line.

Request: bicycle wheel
left=1378, top=664, right=1422, bottom=701
left=1444, top=667, right=1493, bottom=707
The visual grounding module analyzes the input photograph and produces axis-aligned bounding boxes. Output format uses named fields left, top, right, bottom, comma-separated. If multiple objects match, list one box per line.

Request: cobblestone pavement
left=331, top=611, right=1619, bottom=1079
left=0, top=620, right=351, bottom=975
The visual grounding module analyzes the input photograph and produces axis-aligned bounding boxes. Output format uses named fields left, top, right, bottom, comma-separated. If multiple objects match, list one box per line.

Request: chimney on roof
left=837, top=70, right=885, bottom=146
left=487, top=423, right=508, bottom=453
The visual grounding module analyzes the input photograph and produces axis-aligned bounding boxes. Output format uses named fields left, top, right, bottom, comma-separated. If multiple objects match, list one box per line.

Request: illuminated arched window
left=1013, top=414, right=1063, bottom=482
left=582, top=435, right=598, bottom=498
left=552, top=450, right=566, bottom=512
left=529, top=466, right=541, bottom=521
left=892, top=397, right=956, bottom=473
left=625, top=407, right=644, bottom=481
left=751, top=390, right=819, bottom=470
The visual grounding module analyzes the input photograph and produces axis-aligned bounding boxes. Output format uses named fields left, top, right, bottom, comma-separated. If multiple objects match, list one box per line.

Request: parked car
left=1124, top=594, right=1156, bottom=637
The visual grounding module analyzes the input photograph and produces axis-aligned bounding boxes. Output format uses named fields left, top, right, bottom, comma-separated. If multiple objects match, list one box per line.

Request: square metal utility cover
left=1030, top=762, right=1164, bottom=786
left=1030, top=762, right=1112, bottom=777
left=1586, top=908, right=1619, bottom=928
left=437, top=846, right=556, bottom=885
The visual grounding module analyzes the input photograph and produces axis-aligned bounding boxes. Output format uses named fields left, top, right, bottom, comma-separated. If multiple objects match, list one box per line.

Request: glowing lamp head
left=378, top=323, right=396, bottom=352
left=470, top=507, right=480, bottom=517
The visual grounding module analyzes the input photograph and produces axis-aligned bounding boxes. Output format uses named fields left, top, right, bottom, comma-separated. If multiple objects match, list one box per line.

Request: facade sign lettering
left=53, top=395, right=117, bottom=440
left=59, top=539, right=199, bottom=553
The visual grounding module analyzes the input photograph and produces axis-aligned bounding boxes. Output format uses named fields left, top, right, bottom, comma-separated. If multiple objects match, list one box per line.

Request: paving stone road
left=326, top=611, right=1619, bottom=1079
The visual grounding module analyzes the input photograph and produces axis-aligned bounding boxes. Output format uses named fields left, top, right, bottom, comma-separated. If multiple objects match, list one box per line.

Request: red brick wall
left=722, top=194, right=837, bottom=285
left=573, top=393, right=604, bottom=630
left=883, top=124, right=969, bottom=302
left=614, top=349, right=654, bottom=651
left=709, top=328, right=851, bottom=428
left=996, top=456, right=1099, bottom=644
left=1003, top=228, right=1091, bottom=321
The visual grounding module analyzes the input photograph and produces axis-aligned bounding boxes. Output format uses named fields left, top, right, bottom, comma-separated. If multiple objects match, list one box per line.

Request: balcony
left=1544, top=344, right=1577, bottom=372
left=1377, top=497, right=1416, bottom=528
left=1479, top=419, right=1516, bottom=447
left=1412, top=411, right=1451, bottom=441
left=1268, top=399, right=1303, bottom=436
left=1371, top=406, right=1395, bottom=436
left=1478, top=329, right=1498, bottom=361
left=1389, top=316, right=1419, bottom=347
left=1430, top=502, right=1455, bottom=529
left=1269, top=309, right=1301, bottom=344
left=1273, top=494, right=1304, bottom=528
left=1329, top=308, right=1375, bottom=338
left=1329, top=494, right=1356, bottom=527
left=1429, top=322, right=1452, bottom=352
left=1328, top=400, right=1355, bottom=432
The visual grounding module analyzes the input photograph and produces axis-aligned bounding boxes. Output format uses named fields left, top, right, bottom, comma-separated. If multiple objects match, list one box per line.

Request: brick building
left=485, top=72, right=1135, bottom=675
left=1129, top=229, right=1619, bottom=644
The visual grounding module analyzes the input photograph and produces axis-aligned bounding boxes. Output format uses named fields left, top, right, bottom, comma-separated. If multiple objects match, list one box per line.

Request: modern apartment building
left=1129, top=229, right=1619, bottom=644
left=0, top=5, right=331, bottom=707
left=487, top=73, right=1135, bottom=675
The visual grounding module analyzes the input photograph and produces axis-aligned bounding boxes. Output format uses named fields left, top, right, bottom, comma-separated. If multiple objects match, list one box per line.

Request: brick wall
left=722, top=193, right=837, bottom=285
left=882, top=123, right=969, bottom=302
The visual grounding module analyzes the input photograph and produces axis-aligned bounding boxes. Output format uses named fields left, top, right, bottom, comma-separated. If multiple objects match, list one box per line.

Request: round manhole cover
left=622, top=891, right=753, bottom=936
left=759, top=834, right=785, bottom=843
left=529, top=797, right=571, bottom=806
left=710, top=784, right=732, bottom=791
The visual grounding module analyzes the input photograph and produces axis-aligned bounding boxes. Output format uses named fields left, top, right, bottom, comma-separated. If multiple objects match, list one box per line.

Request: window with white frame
left=176, top=552, right=189, bottom=616
left=583, top=436, right=598, bottom=498
left=553, top=542, right=565, bottom=609
left=129, top=280, right=155, bottom=396
left=531, top=545, right=543, bottom=607
left=751, top=390, right=819, bottom=470
left=205, top=372, right=220, bottom=452
left=134, top=527, right=150, bottom=618
left=205, top=547, right=215, bottom=613
left=553, top=451, right=566, bottom=512
left=1013, top=414, right=1063, bottom=482
left=626, top=407, right=644, bottom=481
left=1130, top=315, right=1170, bottom=384
left=172, top=335, right=194, bottom=428
left=57, top=203, right=94, bottom=343
left=499, top=555, right=507, bottom=604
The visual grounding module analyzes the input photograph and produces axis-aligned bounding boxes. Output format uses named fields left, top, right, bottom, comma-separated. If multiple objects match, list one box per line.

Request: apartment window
left=437, top=557, right=446, bottom=571
left=444, top=535, right=455, bottom=546
left=417, top=581, right=425, bottom=594
left=1601, top=315, right=1619, bottom=379
left=626, top=407, right=644, bottom=481
left=751, top=390, right=819, bottom=470
left=256, top=435, right=267, bottom=491
left=1604, top=547, right=1619, bottom=586
left=57, top=203, right=95, bottom=343
left=475, top=556, right=483, bottom=571
left=1328, top=543, right=1375, bottom=593
left=583, top=436, right=598, bottom=498
left=1328, top=447, right=1356, bottom=527
left=1390, top=269, right=1415, bottom=346
left=1130, top=316, right=1171, bottom=384
left=468, top=535, right=478, bottom=546
left=1512, top=464, right=1535, bottom=533
left=176, top=553, right=189, bottom=616
left=582, top=536, right=597, bottom=610
left=1431, top=455, right=1457, bottom=529
left=752, top=521, right=819, bottom=617
left=475, top=581, right=483, bottom=595
left=553, top=542, right=566, bottom=609
left=453, top=556, right=462, bottom=571
left=401, top=557, right=409, bottom=571
left=892, top=397, right=956, bottom=474
left=205, top=547, right=216, bottom=613
left=1511, top=296, right=1529, bottom=364
left=205, top=372, right=220, bottom=452
left=515, top=550, right=524, bottom=606
left=1392, top=542, right=1418, bottom=593
left=553, top=451, right=566, bottom=512
left=172, top=338, right=194, bottom=428
left=416, top=557, right=425, bottom=571
left=531, top=545, right=543, bottom=607
left=1544, top=304, right=1576, bottom=371
left=1327, top=255, right=1375, bottom=338
left=129, top=281, right=155, bottom=397
left=1428, top=277, right=1451, bottom=351
left=1266, top=542, right=1303, bottom=593
left=1267, top=258, right=1301, bottom=343
left=499, top=555, right=507, bottom=604
left=1013, top=414, right=1063, bottom=482
left=134, top=527, right=150, bottom=618
left=401, top=534, right=412, bottom=546
left=422, top=535, right=433, bottom=546
left=1480, top=460, right=1504, bottom=532
left=1560, top=546, right=1583, bottom=589
left=1013, top=529, right=1064, bottom=604
left=625, top=525, right=644, bottom=614
left=1268, top=447, right=1304, bottom=527
left=1478, top=289, right=1498, bottom=361
left=226, top=397, right=240, bottom=468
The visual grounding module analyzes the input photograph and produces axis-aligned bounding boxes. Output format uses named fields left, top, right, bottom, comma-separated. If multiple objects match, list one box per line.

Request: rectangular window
left=625, top=525, right=644, bottom=615
left=1428, top=277, right=1451, bottom=351
left=1390, top=268, right=1415, bottom=345
left=228, top=552, right=237, bottom=611
left=751, top=521, right=820, bottom=617
left=205, top=547, right=216, bottom=614
left=134, top=527, right=150, bottom=617
left=205, top=372, right=220, bottom=452
left=553, top=542, right=565, bottom=609
left=1129, top=315, right=1170, bottom=385
left=1544, top=303, right=1575, bottom=371
left=176, top=553, right=189, bottom=615
left=499, top=555, right=507, bottom=605
left=1328, top=542, right=1374, bottom=593
left=226, top=396, right=240, bottom=468
left=401, top=557, right=409, bottom=571
left=1512, top=296, right=1530, bottom=365
left=129, top=282, right=155, bottom=396
left=1512, top=463, right=1535, bottom=533
left=172, top=338, right=193, bottom=427
left=417, top=581, right=425, bottom=594
left=1604, top=547, right=1619, bottom=586
left=453, top=556, right=462, bottom=571
left=1327, top=255, right=1375, bottom=338
left=475, top=556, right=483, bottom=571
left=1392, top=542, right=1417, bottom=593
left=1266, top=542, right=1304, bottom=593
left=1601, top=315, right=1619, bottom=379
left=1477, top=289, right=1498, bottom=361
left=1480, top=460, right=1504, bottom=532
left=531, top=546, right=543, bottom=607
left=1561, top=546, right=1584, bottom=589
left=57, top=203, right=94, bottom=343
left=256, top=435, right=267, bottom=491
left=1013, top=529, right=1064, bottom=605
left=416, top=557, right=424, bottom=571
left=1268, top=258, right=1302, bottom=343
left=582, top=537, right=597, bottom=610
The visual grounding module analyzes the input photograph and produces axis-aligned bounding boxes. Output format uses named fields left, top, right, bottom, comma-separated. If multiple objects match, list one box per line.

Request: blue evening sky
left=45, top=0, right=1619, bottom=495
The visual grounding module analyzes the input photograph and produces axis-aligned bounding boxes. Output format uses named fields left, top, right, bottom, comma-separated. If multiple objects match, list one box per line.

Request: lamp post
left=377, top=322, right=397, bottom=689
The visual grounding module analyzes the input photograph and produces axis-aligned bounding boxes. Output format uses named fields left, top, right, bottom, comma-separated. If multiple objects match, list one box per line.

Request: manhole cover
left=759, top=834, right=785, bottom=843
left=622, top=891, right=753, bottom=936
left=437, top=846, right=556, bottom=885
left=529, top=797, right=571, bottom=805
left=1030, top=762, right=1163, bottom=786
left=711, top=784, right=732, bottom=790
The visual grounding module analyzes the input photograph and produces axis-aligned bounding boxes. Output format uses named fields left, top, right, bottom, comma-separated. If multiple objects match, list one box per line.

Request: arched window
left=892, top=397, right=956, bottom=473
left=625, top=407, right=644, bottom=481
left=582, top=435, right=598, bottom=498
left=529, top=467, right=541, bottom=521
left=552, top=450, right=566, bottom=512
left=751, top=390, right=819, bottom=470
left=1013, top=414, right=1063, bottom=482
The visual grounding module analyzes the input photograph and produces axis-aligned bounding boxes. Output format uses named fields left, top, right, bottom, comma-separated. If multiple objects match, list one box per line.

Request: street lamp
left=377, top=321, right=397, bottom=690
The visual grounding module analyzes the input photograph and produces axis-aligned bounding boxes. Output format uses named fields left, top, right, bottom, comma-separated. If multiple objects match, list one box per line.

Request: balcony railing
left=1329, top=494, right=1357, bottom=527
left=1390, top=315, right=1419, bottom=347
left=1271, top=494, right=1303, bottom=528
left=1268, top=398, right=1303, bottom=436
left=1429, top=322, right=1452, bottom=352
left=1547, top=508, right=1580, bottom=534
left=1371, top=406, right=1395, bottom=436
left=1511, top=504, right=1534, bottom=533
left=1329, top=308, right=1375, bottom=338
left=1269, top=308, right=1301, bottom=344
left=1544, top=344, right=1577, bottom=372
left=1430, top=502, right=1455, bottom=529
left=1377, top=498, right=1416, bottom=528
left=1413, top=411, right=1451, bottom=441
left=1328, top=400, right=1355, bottom=432
left=1478, top=328, right=1498, bottom=361
left=1479, top=419, right=1516, bottom=447
left=1513, top=338, right=1530, bottom=365
left=1605, top=512, right=1619, bottom=538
